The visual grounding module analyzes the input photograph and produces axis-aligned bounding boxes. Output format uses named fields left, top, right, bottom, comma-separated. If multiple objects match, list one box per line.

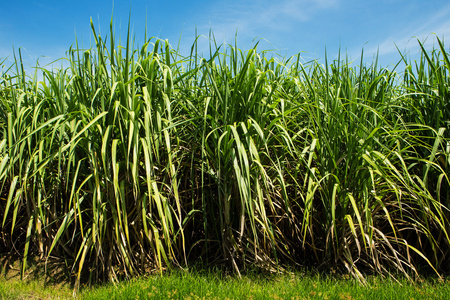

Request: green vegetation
left=0, top=257, right=73, bottom=299
left=78, top=271, right=450, bottom=300
left=2, top=267, right=450, bottom=299
left=0, top=276, right=73, bottom=300
left=1, top=17, right=450, bottom=293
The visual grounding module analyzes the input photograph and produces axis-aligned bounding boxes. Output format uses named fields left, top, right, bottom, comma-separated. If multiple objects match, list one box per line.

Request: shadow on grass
left=0, top=251, right=75, bottom=290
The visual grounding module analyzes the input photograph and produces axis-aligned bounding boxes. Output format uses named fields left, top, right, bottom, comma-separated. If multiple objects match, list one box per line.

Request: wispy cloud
left=196, top=0, right=339, bottom=42
left=357, top=4, right=450, bottom=60
left=176, top=0, right=340, bottom=58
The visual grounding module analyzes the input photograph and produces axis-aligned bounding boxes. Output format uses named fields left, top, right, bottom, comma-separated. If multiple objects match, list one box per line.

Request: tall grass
left=1, top=18, right=449, bottom=289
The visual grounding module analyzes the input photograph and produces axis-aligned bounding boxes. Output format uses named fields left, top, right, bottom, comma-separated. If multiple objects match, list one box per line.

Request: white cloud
left=182, top=0, right=339, bottom=56
left=357, top=4, right=450, bottom=60
left=202, top=1, right=337, bottom=38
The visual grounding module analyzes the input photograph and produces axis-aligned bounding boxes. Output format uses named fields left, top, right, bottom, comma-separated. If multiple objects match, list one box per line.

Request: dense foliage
left=1, top=20, right=450, bottom=288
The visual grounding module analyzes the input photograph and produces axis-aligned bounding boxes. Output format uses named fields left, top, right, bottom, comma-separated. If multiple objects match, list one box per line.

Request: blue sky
left=1, top=0, right=450, bottom=73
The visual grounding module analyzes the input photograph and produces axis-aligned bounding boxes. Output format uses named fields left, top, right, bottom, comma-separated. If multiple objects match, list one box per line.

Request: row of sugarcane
left=1, top=19, right=450, bottom=289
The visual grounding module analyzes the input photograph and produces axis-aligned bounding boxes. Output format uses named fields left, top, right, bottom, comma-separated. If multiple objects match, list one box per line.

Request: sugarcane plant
left=1, top=16, right=450, bottom=290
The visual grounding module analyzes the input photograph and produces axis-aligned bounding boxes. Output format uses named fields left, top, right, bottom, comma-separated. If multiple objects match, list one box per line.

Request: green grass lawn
left=80, top=272, right=450, bottom=300
left=1, top=264, right=450, bottom=300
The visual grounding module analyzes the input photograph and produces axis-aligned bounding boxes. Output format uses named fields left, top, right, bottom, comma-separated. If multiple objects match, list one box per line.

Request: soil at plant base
left=0, top=254, right=75, bottom=299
